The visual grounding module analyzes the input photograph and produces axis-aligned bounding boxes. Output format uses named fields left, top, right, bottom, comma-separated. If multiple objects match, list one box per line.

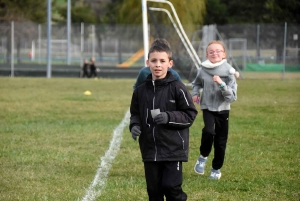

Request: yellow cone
left=84, top=90, right=92, bottom=95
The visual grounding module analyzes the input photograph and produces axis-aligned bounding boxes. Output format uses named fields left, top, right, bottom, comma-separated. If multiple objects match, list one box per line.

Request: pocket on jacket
left=159, top=129, right=184, bottom=153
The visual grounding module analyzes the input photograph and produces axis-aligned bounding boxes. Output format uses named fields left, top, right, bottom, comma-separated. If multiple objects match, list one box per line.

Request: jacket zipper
left=177, top=131, right=185, bottom=149
left=152, top=80, right=157, bottom=161
left=153, top=126, right=157, bottom=161
left=146, top=109, right=150, bottom=128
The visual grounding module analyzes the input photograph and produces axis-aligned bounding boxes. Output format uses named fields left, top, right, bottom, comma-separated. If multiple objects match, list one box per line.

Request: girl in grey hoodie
left=192, top=40, right=238, bottom=180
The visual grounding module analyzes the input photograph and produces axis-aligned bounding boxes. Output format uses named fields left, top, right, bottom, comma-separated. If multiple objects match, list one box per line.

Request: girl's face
left=146, top=51, right=173, bottom=80
left=206, top=43, right=226, bottom=63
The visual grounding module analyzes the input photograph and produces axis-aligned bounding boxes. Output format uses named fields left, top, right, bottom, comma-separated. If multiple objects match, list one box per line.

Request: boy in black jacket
left=129, top=39, right=198, bottom=201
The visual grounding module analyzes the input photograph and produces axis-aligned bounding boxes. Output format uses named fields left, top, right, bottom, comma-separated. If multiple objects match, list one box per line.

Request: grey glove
left=131, top=126, right=141, bottom=140
left=153, top=112, right=169, bottom=124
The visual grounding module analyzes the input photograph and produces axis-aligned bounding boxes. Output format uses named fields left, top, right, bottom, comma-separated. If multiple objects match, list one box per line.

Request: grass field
left=0, top=77, right=299, bottom=201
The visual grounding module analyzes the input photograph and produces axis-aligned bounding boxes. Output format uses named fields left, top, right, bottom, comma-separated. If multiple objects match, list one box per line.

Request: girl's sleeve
left=220, top=74, right=237, bottom=103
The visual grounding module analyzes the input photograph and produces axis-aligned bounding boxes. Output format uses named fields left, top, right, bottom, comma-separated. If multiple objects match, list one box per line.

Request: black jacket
left=129, top=72, right=198, bottom=162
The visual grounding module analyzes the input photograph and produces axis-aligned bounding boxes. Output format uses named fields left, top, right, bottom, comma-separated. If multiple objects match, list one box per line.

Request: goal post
left=228, top=38, right=248, bottom=71
left=142, top=0, right=202, bottom=81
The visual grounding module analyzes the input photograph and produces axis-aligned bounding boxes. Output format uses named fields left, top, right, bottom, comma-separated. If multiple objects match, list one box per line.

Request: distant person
left=129, top=38, right=198, bottom=201
left=82, top=59, right=89, bottom=78
left=192, top=40, right=238, bottom=180
left=89, top=57, right=97, bottom=78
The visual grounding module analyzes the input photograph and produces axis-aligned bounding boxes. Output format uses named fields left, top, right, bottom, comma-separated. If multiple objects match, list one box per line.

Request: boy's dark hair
left=148, top=38, right=173, bottom=60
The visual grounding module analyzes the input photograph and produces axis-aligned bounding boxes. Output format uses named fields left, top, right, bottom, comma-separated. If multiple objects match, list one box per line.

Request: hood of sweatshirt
left=201, top=59, right=235, bottom=77
left=201, top=59, right=227, bottom=68
left=145, top=71, right=177, bottom=88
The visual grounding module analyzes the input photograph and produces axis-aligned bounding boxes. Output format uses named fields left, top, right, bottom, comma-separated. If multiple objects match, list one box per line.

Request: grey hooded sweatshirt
left=192, top=59, right=237, bottom=112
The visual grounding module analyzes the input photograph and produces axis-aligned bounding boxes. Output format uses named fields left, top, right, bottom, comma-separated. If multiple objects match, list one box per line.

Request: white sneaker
left=194, top=156, right=207, bottom=175
left=209, top=168, right=221, bottom=180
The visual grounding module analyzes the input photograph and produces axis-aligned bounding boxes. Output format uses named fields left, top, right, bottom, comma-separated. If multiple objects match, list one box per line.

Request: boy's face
left=146, top=51, right=173, bottom=80
left=206, top=43, right=226, bottom=64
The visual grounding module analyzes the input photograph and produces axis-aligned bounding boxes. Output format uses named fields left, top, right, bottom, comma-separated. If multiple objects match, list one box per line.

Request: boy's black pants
left=144, top=161, right=187, bottom=201
left=200, top=109, right=229, bottom=170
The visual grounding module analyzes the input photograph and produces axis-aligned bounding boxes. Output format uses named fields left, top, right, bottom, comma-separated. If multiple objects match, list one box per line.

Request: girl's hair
left=148, top=38, right=173, bottom=60
left=206, top=40, right=226, bottom=52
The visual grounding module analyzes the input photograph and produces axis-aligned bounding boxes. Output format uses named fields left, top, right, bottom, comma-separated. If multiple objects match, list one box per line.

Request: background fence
left=0, top=21, right=299, bottom=80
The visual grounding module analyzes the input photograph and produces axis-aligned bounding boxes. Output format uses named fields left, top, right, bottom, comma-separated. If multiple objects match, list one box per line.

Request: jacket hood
left=202, top=59, right=227, bottom=68
left=145, top=71, right=177, bottom=87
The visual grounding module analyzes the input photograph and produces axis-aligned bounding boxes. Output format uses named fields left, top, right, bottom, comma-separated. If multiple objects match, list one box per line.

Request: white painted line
left=81, top=108, right=130, bottom=201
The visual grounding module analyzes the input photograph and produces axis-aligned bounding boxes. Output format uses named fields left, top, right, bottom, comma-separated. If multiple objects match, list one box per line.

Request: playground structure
left=115, top=0, right=203, bottom=76
left=118, top=0, right=202, bottom=74
left=143, top=0, right=201, bottom=76
left=117, top=37, right=154, bottom=68
left=116, top=48, right=144, bottom=68
left=124, top=0, right=246, bottom=79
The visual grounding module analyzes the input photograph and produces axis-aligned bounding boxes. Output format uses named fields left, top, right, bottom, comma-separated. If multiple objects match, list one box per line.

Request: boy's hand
left=131, top=126, right=141, bottom=140
left=154, top=112, right=169, bottom=124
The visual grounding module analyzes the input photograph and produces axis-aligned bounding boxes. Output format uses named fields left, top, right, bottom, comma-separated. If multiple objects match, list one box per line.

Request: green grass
left=0, top=77, right=299, bottom=201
